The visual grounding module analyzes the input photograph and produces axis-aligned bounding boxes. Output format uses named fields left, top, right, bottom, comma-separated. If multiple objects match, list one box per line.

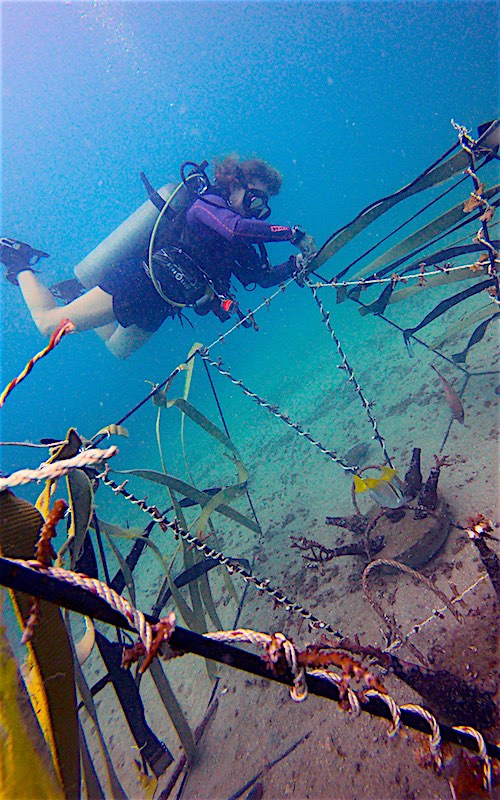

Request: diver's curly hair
left=214, top=155, right=282, bottom=196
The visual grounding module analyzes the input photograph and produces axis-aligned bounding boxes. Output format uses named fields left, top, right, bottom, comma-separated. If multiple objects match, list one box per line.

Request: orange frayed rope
left=0, top=318, right=75, bottom=408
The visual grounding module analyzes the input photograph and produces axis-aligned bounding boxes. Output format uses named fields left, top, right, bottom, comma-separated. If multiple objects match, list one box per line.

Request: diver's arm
left=187, top=197, right=295, bottom=243
left=233, top=249, right=296, bottom=289
left=253, top=257, right=297, bottom=287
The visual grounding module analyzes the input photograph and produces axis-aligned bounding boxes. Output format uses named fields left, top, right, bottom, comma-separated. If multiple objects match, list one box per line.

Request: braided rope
left=206, top=629, right=307, bottom=702
left=306, top=280, right=393, bottom=467
left=308, top=668, right=361, bottom=716
left=401, top=703, right=443, bottom=768
left=101, top=473, right=343, bottom=637
left=364, top=688, right=401, bottom=737
left=452, top=726, right=492, bottom=793
left=0, top=319, right=75, bottom=408
left=197, top=349, right=353, bottom=473
left=0, top=446, right=118, bottom=492
left=8, top=559, right=152, bottom=651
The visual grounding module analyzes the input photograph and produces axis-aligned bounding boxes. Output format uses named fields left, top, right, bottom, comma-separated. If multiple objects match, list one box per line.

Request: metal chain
left=197, top=349, right=354, bottom=473
left=100, top=471, right=343, bottom=638
left=306, top=279, right=394, bottom=468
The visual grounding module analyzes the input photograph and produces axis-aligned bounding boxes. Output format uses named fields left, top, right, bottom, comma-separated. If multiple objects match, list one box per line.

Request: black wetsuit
left=99, top=193, right=296, bottom=332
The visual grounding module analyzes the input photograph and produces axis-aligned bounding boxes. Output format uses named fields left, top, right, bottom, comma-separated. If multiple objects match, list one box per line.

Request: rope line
left=310, top=260, right=498, bottom=289
left=0, top=319, right=75, bottom=408
left=197, top=349, right=355, bottom=473
left=306, top=280, right=394, bottom=467
left=0, top=446, right=118, bottom=492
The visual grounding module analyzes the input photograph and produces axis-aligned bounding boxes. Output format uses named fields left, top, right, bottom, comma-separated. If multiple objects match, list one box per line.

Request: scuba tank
left=74, top=159, right=252, bottom=329
left=73, top=161, right=209, bottom=289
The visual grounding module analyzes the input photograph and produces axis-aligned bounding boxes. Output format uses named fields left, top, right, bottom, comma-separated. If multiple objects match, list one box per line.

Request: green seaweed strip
left=197, top=566, right=223, bottom=631
left=148, top=660, right=196, bottom=763
left=78, top=719, right=105, bottom=800
left=155, top=405, right=167, bottom=474
left=97, top=520, right=171, bottom=574
left=208, top=522, right=240, bottom=605
left=351, top=184, right=499, bottom=282
left=116, top=469, right=260, bottom=534
left=72, top=638, right=127, bottom=799
left=167, top=397, right=240, bottom=457
left=176, top=349, right=241, bottom=613
left=173, top=394, right=247, bottom=630
left=179, top=342, right=203, bottom=482
left=58, top=469, right=93, bottom=569
left=169, top=495, right=208, bottom=635
left=310, top=145, right=475, bottom=271
left=168, top=498, right=218, bottom=680
left=97, top=520, right=137, bottom=607
left=195, top=483, right=245, bottom=536
left=164, top=545, right=199, bottom=630
left=171, top=502, right=219, bottom=680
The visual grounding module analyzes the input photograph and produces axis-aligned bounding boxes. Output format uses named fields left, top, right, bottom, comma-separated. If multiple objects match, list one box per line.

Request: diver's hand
left=291, top=227, right=317, bottom=259
left=292, top=254, right=309, bottom=286
left=298, top=233, right=317, bottom=260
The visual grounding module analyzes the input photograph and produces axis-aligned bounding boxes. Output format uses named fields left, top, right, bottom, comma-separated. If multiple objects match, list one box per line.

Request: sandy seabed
left=77, top=282, right=499, bottom=800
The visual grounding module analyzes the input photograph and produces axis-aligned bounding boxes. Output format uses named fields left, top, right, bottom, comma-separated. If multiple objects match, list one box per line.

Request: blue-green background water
left=1, top=0, right=498, bottom=477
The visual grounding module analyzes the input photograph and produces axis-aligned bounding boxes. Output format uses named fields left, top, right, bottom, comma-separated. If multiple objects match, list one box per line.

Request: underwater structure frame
left=1, top=119, right=499, bottom=799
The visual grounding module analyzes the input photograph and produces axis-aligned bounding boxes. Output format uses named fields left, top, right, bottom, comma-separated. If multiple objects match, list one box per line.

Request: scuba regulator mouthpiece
left=234, top=166, right=271, bottom=220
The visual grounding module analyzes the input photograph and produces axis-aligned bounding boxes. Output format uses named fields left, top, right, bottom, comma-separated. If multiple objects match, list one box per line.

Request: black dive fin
left=452, top=313, right=500, bottom=363
left=357, top=281, right=395, bottom=316
left=50, top=278, right=86, bottom=304
left=403, top=278, right=496, bottom=346
left=0, top=237, right=49, bottom=267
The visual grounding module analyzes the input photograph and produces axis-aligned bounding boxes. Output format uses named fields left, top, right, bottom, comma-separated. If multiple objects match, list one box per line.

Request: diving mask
left=235, top=168, right=271, bottom=220
left=242, top=186, right=271, bottom=220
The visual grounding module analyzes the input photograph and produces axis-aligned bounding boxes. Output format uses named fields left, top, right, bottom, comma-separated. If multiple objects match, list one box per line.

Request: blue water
left=2, top=1, right=497, bottom=472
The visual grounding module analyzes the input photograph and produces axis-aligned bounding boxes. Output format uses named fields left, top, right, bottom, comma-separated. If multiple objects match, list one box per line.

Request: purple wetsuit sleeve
left=187, top=196, right=294, bottom=243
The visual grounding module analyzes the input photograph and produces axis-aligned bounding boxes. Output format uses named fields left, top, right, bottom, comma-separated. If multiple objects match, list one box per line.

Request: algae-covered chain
left=305, top=280, right=394, bottom=468
left=452, top=120, right=499, bottom=287
left=197, top=350, right=358, bottom=474
left=99, top=471, right=344, bottom=639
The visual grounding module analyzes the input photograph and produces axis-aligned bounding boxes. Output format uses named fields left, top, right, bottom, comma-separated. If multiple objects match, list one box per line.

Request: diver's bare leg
left=17, top=271, right=116, bottom=336
left=105, top=324, right=153, bottom=359
left=94, top=321, right=119, bottom=342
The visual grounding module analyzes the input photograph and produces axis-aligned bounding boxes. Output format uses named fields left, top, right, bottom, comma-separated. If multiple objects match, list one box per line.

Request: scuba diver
left=2, top=156, right=316, bottom=358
